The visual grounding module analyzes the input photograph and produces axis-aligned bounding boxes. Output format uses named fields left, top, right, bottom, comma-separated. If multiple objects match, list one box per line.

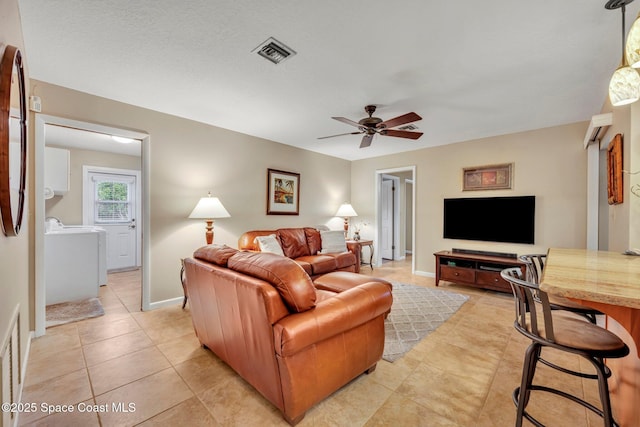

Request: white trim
left=414, top=270, right=435, bottom=278
left=148, top=297, right=184, bottom=310
left=35, top=114, right=151, bottom=336
left=14, top=331, right=33, bottom=427
left=586, top=143, right=599, bottom=250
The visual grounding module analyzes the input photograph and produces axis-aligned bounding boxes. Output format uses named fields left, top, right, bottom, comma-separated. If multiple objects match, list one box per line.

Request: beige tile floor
left=20, top=259, right=604, bottom=426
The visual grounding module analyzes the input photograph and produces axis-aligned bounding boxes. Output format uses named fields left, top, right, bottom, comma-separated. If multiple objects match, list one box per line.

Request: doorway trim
left=34, top=114, right=151, bottom=336
left=375, top=165, right=416, bottom=273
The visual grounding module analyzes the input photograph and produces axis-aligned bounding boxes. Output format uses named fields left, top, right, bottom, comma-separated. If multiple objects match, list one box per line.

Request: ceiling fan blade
left=377, top=112, right=422, bottom=129
left=383, top=129, right=423, bottom=140
left=317, top=131, right=362, bottom=140
left=360, top=134, right=374, bottom=148
left=332, top=117, right=363, bottom=128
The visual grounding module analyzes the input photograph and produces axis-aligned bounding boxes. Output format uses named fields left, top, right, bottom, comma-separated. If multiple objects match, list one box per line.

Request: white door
left=381, top=179, right=394, bottom=259
left=85, top=170, right=138, bottom=271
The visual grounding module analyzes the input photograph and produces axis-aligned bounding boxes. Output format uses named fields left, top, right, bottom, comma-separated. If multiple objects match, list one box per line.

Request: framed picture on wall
left=463, top=163, right=513, bottom=191
left=607, top=134, right=623, bottom=205
left=267, top=169, right=300, bottom=215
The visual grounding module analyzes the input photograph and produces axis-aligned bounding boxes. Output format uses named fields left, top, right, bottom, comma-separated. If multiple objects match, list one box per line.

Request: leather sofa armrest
left=273, top=282, right=392, bottom=357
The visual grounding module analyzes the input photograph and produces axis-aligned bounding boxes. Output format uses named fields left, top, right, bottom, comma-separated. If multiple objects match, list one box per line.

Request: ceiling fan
left=318, top=105, right=423, bottom=148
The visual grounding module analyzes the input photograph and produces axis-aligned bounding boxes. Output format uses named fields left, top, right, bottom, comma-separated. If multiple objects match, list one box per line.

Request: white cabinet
left=44, top=146, right=70, bottom=195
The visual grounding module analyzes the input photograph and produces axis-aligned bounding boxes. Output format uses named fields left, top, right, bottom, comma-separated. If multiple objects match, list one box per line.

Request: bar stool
left=519, top=254, right=602, bottom=324
left=501, top=268, right=629, bottom=427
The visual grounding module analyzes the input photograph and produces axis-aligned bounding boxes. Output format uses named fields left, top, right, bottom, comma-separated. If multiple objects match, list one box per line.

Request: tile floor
left=20, top=259, right=604, bottom=426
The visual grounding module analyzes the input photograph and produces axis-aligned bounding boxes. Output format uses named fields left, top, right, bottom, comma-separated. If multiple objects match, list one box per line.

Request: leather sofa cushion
left=277, top=228, right=311, bottom=259
left=325, top=252, right=357, bottom=270
left=304, top=227, right=322, bottom=255
left=228, top=251, right=316, bottom=313
left=193, top=244, right=239, bottom=266
left=314, top=271, right=393, bottom=293
left=295, top=255, right=337, bottom=275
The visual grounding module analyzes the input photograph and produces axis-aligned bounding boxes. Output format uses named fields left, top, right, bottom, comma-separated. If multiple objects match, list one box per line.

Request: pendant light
left=607, top=0, right=640, bottom=106
left=626, top=9, right=640, bottom=67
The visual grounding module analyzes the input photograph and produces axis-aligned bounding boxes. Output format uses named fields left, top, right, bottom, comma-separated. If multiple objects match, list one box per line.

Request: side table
left=180, top=258, right=188, bottom=309
left=346, top=239, right=374, bottom=270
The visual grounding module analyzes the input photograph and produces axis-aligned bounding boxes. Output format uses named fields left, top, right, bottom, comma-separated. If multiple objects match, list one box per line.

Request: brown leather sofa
left=183, top=244, right=393, bottom=425
left=238, top=227, right=361, bottom=278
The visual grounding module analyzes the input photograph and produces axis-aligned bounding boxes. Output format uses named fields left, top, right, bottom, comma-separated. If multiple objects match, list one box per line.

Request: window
left=93, top=176, right=132, bottom=223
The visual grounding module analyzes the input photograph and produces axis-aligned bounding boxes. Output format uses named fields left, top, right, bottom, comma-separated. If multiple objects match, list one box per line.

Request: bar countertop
left=540, top=248, right=640, bottom=309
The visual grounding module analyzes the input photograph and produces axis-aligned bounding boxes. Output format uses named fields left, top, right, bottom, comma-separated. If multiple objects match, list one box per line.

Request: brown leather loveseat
left=183, top=244, right=392, bottom=425
left=238, top=227, right=361, bottom=277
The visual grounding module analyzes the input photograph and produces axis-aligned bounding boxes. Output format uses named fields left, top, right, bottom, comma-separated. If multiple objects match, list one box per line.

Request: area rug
left=46, top=297, right=104, bottom=328
left=383, top=282, right=468, bottom=362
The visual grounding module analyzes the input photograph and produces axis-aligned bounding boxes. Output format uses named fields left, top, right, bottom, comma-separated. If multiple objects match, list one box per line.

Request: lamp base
left=205, top=219, right=214, bottom=245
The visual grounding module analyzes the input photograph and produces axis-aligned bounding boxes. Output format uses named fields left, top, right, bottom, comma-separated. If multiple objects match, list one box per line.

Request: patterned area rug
left=46, top=297, right=104, bottom=328
left=383, top=282, right=468, bottom=362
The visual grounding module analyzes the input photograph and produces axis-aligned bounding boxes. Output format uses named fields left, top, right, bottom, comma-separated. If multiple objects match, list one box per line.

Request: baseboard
left=414, top=270, right=435, bottom=278
left=148, top=296, right=184, bottom=310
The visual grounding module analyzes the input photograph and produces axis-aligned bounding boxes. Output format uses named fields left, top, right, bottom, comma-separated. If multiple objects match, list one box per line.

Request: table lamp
left=189, top=192, right=230, bottom=244
left=335, top=203, right=357, bottom=238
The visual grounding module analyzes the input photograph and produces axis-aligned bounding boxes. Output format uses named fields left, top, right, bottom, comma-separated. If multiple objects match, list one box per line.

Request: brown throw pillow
left=277, top=228, right=311, bottom=259
left=228, top=251, right=316, bottom=312
left=304, top=227, right=322, bottom=255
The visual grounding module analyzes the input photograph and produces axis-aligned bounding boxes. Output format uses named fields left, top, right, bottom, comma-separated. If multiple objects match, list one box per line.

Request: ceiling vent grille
left=398, top=124, right=419, bottom=131
left=253, top=37, right=296, bottom=64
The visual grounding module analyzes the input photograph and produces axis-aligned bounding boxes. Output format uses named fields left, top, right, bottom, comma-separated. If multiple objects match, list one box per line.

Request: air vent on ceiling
left=253, top=37, right=296, bottom=64
left=398, top=124, right=419, bottom=131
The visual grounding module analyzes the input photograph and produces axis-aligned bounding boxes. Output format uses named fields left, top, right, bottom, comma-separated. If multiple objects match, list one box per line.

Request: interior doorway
left=34, top=114, right=150, bottom=336
left=375, top=166, right=416, bottom=272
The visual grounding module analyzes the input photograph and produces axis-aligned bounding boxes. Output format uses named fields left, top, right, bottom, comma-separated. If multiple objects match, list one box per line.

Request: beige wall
left=45, top=147, right=141, bottom=224
left=598, top=101, right=640, bottom=252
left=351, top=122, right=589, bottom=275
left=32, top=81, right=352, bottom=302
left=0, top=0, right=31, bottom=422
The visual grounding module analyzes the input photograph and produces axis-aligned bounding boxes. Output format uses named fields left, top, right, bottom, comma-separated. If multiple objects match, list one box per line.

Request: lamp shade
left=609, top=63, right=640, bottom=106
left=626, top=12, right=640, bottom=68
left=188, top=193, right=230, bottom=219
left=335, top=203, right=357, bottom=217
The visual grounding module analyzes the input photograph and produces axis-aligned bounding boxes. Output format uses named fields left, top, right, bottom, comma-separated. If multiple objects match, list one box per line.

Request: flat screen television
left=443, top=195, right=535, bottom=244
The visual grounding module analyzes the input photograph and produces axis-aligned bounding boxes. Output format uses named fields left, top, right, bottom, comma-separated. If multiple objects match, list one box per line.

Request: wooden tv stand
left=434, top=250, right=526, bottom=293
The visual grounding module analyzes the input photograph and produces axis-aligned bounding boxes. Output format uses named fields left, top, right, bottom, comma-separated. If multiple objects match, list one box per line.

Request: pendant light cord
left=622, top=4, right=627, bottom=60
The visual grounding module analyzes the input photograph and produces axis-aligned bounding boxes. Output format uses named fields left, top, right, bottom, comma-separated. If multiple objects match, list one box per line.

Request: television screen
left=443, top=196, right=535, bottom=244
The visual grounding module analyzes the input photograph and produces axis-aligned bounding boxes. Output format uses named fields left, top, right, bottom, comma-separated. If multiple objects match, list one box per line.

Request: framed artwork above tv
left=463, top=163, right=512, bottom=191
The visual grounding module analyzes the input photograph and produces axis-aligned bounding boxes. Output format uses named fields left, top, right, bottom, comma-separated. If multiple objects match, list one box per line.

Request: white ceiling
left=44, top=125, right=141, bottom=157
left=18, top=1, right=640, bottom=161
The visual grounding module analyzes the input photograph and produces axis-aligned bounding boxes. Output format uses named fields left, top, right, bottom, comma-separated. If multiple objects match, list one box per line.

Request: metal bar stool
left=501, top=268, right=629, bottom=427
left=519, top=254, right=602, bottom=324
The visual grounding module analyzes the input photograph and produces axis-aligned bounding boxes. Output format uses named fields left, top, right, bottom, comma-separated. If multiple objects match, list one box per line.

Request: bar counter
left=540, top=248, right=640, bottom=427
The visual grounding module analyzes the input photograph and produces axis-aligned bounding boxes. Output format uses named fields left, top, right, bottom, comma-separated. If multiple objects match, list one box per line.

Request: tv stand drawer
left=440, top=265, right=475, bottom=283
left=476, top=271, right=511, bottom=292
left=434, top=250, right=525, bottom=293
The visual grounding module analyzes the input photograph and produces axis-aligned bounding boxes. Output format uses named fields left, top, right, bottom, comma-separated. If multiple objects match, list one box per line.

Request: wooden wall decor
left=607, top=133, right=623, bottom=205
